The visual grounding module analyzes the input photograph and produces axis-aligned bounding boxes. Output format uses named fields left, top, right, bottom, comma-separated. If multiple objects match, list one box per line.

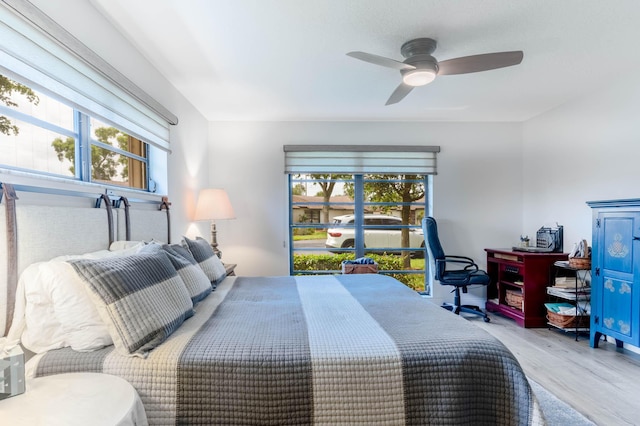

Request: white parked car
left=325, top=214, right=425, bottom=257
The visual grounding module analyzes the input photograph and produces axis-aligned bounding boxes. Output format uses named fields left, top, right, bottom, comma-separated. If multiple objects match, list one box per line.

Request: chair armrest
left=442, top=255, right=479, bottom=271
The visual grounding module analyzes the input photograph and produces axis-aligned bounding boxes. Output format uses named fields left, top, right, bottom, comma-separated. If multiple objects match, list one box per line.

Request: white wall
left=523, top=75, right=640, bottom=249
left=25, top=0, right=211, bottom=242
left=523, top=75, right=640, bottom=351
left=209, top=121, right=523, bottom=304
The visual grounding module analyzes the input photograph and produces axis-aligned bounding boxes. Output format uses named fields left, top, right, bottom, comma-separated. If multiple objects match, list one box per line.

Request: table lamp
left=194, top=188, right=235, bottom=258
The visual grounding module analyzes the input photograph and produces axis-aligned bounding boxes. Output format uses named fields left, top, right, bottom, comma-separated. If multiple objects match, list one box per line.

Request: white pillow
left=53, top=242, right=145, bottom=261
left=6, top=262, right=67, bottom=354
left=41, top=261, right=113, bottom=351
left=52, top=251, right=113, bottom=262
left=109, top=240, right=146, bottom=251
left=6, top=247, right=145, bottom=354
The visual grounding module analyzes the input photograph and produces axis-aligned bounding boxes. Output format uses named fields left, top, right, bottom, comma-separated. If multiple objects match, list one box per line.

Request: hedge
left=293, top=253, right=425, bottom=291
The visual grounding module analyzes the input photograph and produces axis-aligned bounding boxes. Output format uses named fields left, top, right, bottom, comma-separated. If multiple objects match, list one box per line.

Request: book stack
left=547, top=276, right=591, bottom=302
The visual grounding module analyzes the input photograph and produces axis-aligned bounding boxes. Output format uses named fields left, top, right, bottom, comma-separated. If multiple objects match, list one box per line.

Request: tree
left=51, top=126, right=131, bottom=182
left=0, top=75, right=39, bottom=135
left=291, top=183, right=306, bottom=195
left=297, top=174, right=350, bottom=225
left=366, top=174, right=425, bottom=268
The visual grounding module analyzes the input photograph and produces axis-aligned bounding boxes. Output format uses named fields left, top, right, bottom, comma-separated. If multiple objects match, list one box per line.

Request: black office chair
left=422, top=217, right=490, bottom=322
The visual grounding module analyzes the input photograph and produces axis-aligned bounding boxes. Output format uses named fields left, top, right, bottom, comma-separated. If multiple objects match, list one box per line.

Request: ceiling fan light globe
left=402, top=69, right=436, bottom=86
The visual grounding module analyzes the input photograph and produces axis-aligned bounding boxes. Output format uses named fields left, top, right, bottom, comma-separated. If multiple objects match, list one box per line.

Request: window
left=0, top=76, right=72, bottom=177
left=89, top=118, right=148, bottom=189
left=289, top=174, right=430, bottom=293
left=0, top=2, right=176, bottom=192
left=285, top=145, right=440, bottom=295
left=0, top=75, right=149, bottom=190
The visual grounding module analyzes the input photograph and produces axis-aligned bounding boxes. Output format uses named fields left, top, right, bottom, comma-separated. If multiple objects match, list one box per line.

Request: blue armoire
left=587, top=199, right=640, bottom=348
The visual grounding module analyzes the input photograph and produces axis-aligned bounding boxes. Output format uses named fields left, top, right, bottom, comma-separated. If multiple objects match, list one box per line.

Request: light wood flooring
left=469, top=313, right=640, bottom=425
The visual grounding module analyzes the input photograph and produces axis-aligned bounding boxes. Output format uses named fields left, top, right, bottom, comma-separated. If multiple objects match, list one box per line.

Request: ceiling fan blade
left=385, top=83, right=414, bottom=105
left=347, top=51, right=416, bottom=71
left=438, top=51, right=523, bottom=75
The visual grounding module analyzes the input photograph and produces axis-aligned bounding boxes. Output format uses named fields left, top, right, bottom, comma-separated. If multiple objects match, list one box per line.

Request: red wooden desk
left=485, top=248, right=567, bottom=328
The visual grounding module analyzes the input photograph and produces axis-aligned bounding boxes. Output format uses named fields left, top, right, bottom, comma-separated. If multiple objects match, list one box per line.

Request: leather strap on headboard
left=160, top=196, right=171, bottom=244
left=95, top=193, right=114, bottom=247
left=119, top=196, right=131, bottom=240
left=2, top=183, right=18, bottom=336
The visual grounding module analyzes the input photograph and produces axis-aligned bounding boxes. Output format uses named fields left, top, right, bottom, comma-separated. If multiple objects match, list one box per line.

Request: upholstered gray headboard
left=0, top=183, right=171, bottom=337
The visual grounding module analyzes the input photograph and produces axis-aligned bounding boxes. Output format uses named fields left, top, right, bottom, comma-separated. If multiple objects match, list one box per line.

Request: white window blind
left=284, top=145, right=440, bottom=175
left=0, top=0, right=177, bottom=152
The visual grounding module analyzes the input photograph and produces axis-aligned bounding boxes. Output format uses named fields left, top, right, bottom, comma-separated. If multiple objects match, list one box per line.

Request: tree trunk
left=401, top=200, right=412, bottom=269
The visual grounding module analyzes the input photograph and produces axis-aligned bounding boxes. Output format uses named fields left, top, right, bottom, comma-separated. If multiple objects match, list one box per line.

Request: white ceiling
left=90, top=0, right=640, bottom=122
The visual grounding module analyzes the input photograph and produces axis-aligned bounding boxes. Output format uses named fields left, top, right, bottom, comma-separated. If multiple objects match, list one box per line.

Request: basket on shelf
left=568, top=239, right=591, bottom=269
left=545, top=302, right=589, bottom=328
left=505, top=289, right=523, bottom=311
left=568, top=257, right=591, bottom=269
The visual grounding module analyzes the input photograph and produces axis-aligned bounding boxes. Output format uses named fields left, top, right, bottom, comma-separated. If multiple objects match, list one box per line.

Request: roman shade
left=283, top=145, right=440, bottom=175
left=0, top=0, right=177, bottom=152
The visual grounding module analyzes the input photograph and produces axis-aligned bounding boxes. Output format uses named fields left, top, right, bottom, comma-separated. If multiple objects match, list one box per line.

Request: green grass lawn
left=410, top=258, right=425, bottom=269
left=293, top=231, right=327, bottom=241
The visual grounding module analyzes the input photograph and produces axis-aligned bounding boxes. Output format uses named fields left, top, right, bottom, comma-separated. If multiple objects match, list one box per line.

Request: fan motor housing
left=401, top=38, right=437, bottom=58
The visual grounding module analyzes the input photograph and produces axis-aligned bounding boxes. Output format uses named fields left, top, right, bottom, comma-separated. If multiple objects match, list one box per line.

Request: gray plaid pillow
left=140, top=243, right=212, bottom=304
left=182, top=236, right=227, bottom=284
left=69, top=252, right=194, bottom=357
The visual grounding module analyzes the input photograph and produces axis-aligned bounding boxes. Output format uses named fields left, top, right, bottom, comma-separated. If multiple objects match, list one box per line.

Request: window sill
left=0, top=168, right=166, bottom=202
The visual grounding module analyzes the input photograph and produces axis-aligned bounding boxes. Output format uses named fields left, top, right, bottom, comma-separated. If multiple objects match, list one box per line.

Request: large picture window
left=289, top=173, right=430, bottom=293
left=285, top=145, right=439, bottom=295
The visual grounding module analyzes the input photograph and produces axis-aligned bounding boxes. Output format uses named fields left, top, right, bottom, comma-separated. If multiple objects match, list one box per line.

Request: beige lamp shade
left=194, top=189, right=235, bottom=221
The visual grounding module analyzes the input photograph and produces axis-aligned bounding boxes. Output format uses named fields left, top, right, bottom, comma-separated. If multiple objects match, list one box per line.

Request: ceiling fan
left=347, top=38, right=523, bottom=105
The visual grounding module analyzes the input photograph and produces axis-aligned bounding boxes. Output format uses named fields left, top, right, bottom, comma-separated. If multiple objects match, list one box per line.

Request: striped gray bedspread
left=32, top=274, right=544, bottom=425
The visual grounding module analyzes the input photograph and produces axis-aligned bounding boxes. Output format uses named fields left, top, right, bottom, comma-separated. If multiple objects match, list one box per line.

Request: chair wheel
left=483, top=316, right=491, bottom=323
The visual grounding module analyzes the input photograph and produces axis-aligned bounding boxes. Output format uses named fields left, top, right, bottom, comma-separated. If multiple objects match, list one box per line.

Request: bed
left=0, top=183, right=544, bottom=425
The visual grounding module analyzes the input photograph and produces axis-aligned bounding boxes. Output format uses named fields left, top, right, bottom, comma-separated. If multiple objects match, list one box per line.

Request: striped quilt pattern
left=34, top=274, right=544, bottom=425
